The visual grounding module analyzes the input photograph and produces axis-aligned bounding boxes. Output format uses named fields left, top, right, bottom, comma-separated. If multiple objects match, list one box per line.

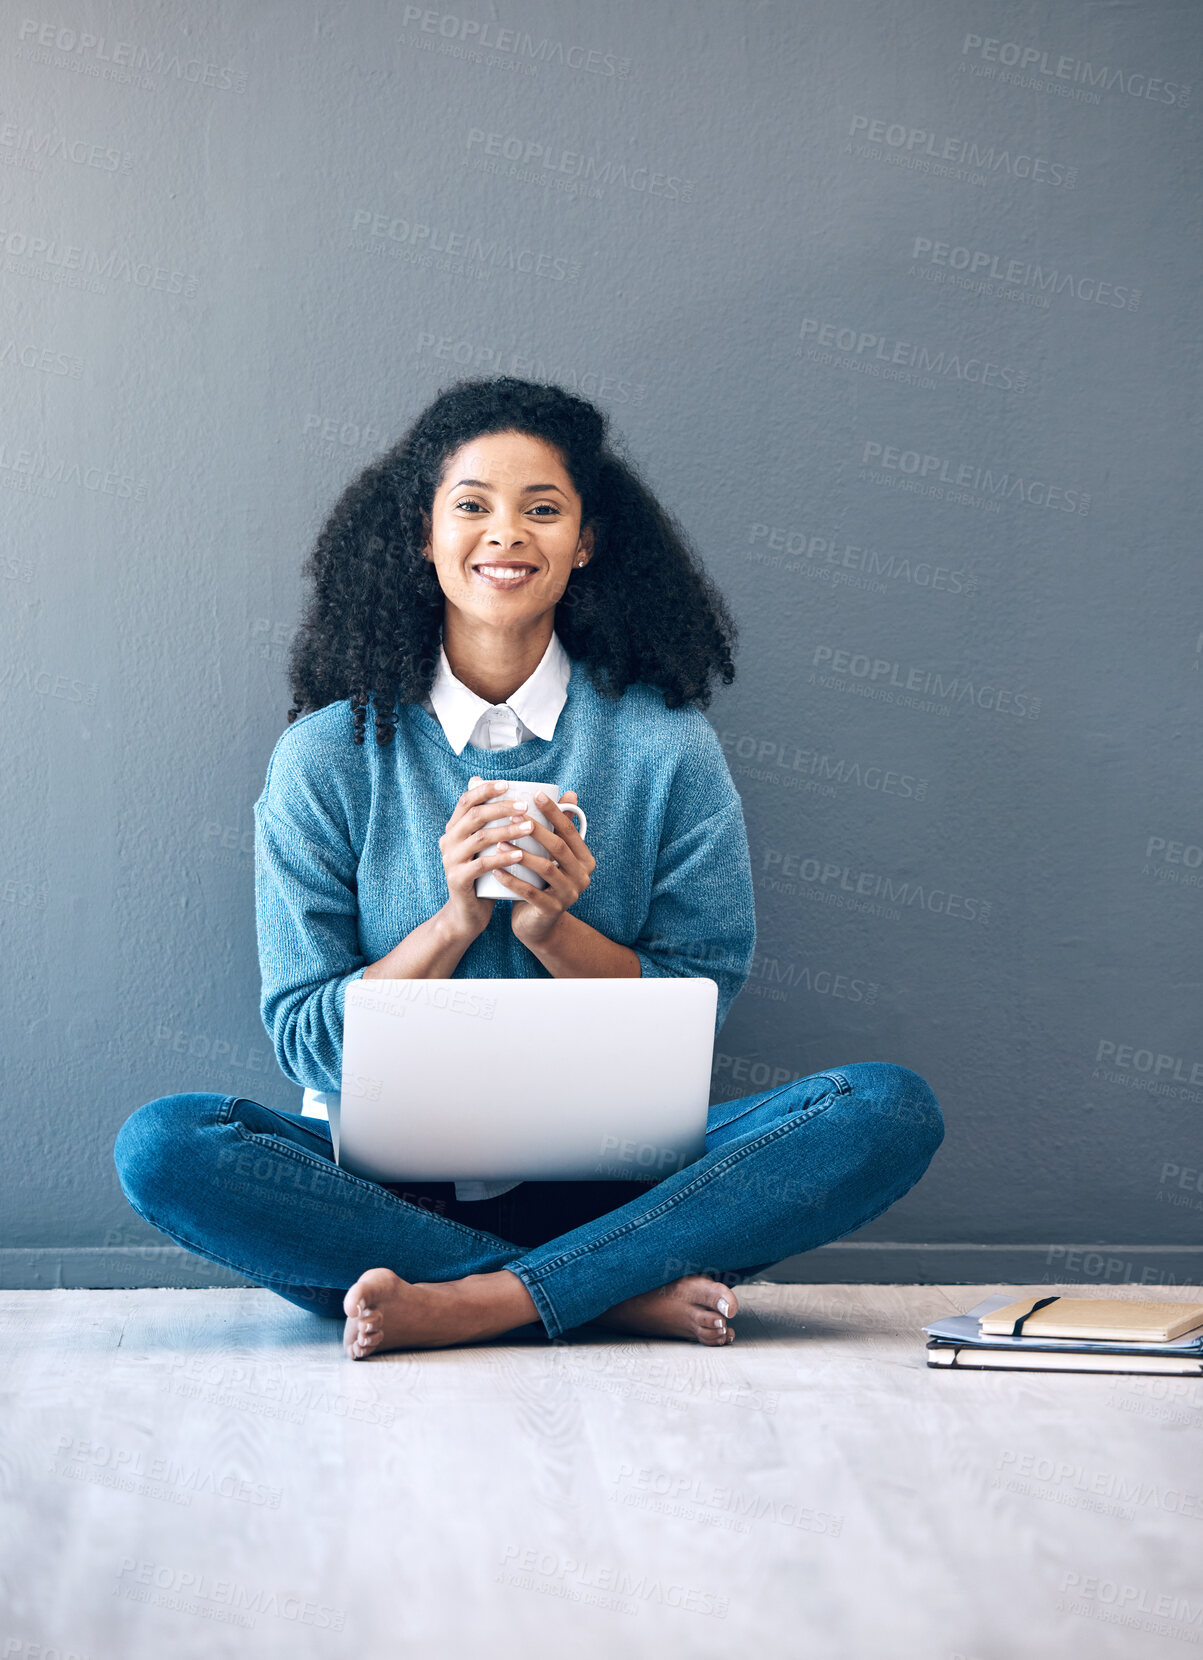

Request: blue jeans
left=112, top=1063, right=943, bottom=1341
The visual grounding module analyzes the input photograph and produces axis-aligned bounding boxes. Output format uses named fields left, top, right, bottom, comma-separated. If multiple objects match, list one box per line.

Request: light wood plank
left=2, top=1284, right=1199, bottom=1659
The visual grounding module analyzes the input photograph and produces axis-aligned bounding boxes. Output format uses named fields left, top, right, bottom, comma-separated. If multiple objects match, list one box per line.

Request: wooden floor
left=2, top=1282, right=1200, bottom=1659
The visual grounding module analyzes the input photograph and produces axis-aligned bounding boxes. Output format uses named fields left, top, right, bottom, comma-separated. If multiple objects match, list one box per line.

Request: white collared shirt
left=420, top=627, right=572, bottom=755
left=301, top=629, right=572, bottom=1204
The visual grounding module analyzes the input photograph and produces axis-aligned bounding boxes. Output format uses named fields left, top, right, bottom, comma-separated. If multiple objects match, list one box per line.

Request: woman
left=113, top=376, right=944, bottom=1361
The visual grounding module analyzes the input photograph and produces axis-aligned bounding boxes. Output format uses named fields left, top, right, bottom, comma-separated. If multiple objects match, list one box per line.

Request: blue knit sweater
left=253, top=664, right=757, bottom=1098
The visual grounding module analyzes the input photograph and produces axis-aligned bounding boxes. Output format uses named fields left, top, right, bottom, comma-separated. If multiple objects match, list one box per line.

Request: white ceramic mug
left=474, top=782, right=588, bottom=901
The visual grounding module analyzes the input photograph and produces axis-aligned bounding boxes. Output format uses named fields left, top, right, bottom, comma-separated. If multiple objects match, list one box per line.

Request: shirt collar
left=424, top=630, right=571, bottom=755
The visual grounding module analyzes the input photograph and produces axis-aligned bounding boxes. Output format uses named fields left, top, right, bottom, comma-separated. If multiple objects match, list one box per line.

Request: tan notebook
left=979, top=1296, right=1203, bottom=1343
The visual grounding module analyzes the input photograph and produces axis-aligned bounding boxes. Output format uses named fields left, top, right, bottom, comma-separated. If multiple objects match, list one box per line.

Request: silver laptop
left=336, top=977, right=717, bottom=1183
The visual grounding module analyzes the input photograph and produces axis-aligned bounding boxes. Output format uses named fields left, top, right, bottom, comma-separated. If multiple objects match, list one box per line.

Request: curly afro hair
left=285, top=375, right=738, bottom=745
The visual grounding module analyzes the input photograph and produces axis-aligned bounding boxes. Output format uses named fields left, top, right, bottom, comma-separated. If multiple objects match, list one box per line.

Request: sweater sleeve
left=631, top=722, right=757, bottom=1033
left=253, top=798, right=367, bottom=1094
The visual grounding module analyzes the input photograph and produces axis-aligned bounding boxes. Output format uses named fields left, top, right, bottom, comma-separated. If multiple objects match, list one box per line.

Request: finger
left=448, top=845, right=524, bottom=896
left=462, top=779, right=509, bottom=805
left=495, top=867, right=558, bottom=910
left=465, top=794, right=530, bottom=825
left=450, top=778, right=510, bottom=827
left=484, top=843, right=526, bottom=866
left=520, top=827, right=590, bottom=883
left=532, top=793, right=585, bottom=842
left=492, top=866, right=544, bottom=897
left=463, top=815, right=534, bottom=855
left=510, top=846, right=560, bottom=876
left=521, top=825, right=595, bottom=892
left=496, top=845, right=562, bottom=883
left=510, top=851, right=576, bottom=905
left=448, top=838, right=526, bottom=885
left=451, top=799, right=529, bottom=843
left=516, top=819, right=555, bottom=852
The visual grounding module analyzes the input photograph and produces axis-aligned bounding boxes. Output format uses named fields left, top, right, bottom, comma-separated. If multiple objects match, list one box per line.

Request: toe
left=695, top=1309, right=728, bottom=1345
left=682, top=1276, right=739, bottom=1320
left=350, top=1327, right=382, bottom=1360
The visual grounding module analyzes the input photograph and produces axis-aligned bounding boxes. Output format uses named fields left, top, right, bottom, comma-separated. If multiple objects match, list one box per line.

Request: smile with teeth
left=473, top=562, right=538, bottom=585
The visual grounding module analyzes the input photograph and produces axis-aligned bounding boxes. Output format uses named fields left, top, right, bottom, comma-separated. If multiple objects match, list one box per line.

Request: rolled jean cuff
left=507, top=1264, right=565, bottom=1341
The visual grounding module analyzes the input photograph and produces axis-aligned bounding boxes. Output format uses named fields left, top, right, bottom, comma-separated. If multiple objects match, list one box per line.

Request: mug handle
left=556, top=800, right=587, bottom=841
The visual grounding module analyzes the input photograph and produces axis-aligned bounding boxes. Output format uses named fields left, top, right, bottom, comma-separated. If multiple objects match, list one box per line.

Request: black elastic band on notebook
left=1010, top=1295, right=1060, bottom=1337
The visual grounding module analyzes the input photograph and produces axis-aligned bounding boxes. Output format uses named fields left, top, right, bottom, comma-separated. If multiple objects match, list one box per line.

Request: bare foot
left=590, top=1275, right=738, bottom=1345
left=342, top=1266, right=540, bottom=1359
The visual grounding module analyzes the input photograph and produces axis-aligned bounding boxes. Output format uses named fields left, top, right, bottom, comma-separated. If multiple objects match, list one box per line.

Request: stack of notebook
left=924, top=1293, right=1203, bottom=1375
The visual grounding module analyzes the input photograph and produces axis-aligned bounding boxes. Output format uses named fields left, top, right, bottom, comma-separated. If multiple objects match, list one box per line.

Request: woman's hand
left=501, top=789, right=597, bottom=948
left=437, top=777, right=536, bottom=944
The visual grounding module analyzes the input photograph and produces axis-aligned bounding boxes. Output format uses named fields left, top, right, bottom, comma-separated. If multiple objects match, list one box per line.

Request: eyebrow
left=449, top=478, right=567, bottom=495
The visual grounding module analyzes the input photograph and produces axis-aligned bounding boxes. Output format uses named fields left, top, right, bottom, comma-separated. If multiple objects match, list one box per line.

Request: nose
left=486, top=516, right=528, bottom=548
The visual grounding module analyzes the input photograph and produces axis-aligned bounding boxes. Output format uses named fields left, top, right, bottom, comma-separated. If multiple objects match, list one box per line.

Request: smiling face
left=421, top=430, right=593, bottom=632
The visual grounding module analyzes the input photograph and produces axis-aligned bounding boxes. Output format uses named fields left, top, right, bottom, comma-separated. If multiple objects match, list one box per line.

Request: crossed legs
left=113, top=1063, right=943, bottom=1358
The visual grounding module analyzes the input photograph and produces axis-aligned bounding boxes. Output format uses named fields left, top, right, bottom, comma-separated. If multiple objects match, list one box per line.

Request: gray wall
left=3, top=1, right=1200, bottom=1288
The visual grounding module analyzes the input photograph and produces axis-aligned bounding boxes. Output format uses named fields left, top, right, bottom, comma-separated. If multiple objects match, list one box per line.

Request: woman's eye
left=452, top=499, right=560, bottom=516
